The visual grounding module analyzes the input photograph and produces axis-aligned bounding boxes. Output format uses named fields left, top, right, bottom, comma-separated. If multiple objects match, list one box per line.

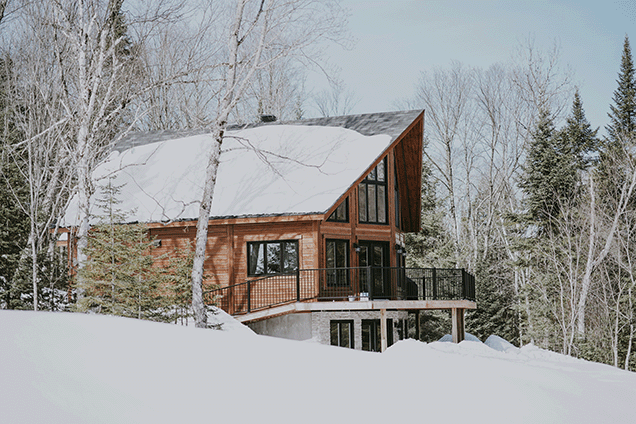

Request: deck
left=205, top=267, right=476, bottom=319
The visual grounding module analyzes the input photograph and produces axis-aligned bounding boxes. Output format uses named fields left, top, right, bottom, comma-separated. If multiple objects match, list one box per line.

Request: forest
left=0, top=0, right=635, bottom=371
left=405, top=37, right=636, bottom=371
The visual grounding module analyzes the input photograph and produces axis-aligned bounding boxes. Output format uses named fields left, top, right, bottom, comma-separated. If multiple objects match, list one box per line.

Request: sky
left=3, top=309, right=636, bottom=423
left=309, top=0, right=636, bottom=137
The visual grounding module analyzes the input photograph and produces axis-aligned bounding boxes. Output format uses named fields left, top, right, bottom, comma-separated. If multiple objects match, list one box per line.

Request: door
left=361, top=319, right=393, bottom=352
left=358, top=241, right=390, bottom=299
left=323, top=239, right=350, bottom=299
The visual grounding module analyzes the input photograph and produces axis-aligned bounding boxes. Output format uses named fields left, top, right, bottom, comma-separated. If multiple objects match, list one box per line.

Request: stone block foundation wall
left=311, top=310, right=409, bottom=350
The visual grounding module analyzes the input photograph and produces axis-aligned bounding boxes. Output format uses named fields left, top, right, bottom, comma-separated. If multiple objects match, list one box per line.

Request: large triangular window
left=327, top=198, right=349, bottom=222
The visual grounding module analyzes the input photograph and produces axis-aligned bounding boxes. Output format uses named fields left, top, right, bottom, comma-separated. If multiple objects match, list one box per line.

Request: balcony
left=205, top=267, right=475, bottom=317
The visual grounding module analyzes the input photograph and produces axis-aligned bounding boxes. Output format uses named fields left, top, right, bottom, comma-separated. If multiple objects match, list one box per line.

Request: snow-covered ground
left=2, top=310, right=635, bottom=424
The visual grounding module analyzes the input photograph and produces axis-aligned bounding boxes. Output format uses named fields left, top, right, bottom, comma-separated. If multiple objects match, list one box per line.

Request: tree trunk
left=190, top=131, right=223, bottom=328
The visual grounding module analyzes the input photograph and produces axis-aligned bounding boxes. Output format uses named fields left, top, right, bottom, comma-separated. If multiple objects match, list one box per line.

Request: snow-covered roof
left=62, top=110, right=423, bottom=225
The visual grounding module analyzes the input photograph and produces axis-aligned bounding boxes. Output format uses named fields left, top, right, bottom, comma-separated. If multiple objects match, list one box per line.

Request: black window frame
left=327, top=197, right=349, bottom=223
left=326, top=239, right=349, bottom=287
left=247, top=240, right=299, bottom=277
left=330, top=320, right=354, bottom=348
left=358, top=157, right=388, bottom=225
left=361, top=319, right=393, bottom=352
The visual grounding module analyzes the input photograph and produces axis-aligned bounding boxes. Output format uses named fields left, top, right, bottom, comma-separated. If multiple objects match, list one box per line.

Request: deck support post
left=415, top=310, right=421, bottom=341
left=451, top=308, right=465, bottom=343
left=380, top=308, right=387, bottom=352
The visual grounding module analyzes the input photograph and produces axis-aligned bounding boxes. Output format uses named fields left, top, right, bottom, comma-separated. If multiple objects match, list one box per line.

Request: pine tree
left=561, top=90, right=598, bottom=174
left=0, top=55, right=31, bottom=308
left=607, top=35, right=636, bottom=143
left=519, top=97, right=596, bottom=227
left=162, top=243, right=195, bottom=324
left=405, top=155, right=455, bottom=268
left=76, top=181, right=168, bottom=320
left=519, top=107, right=561, bottom=224
left=76, top=180, right=201, bottom=322
left=597, top=36, right=636, bottom=206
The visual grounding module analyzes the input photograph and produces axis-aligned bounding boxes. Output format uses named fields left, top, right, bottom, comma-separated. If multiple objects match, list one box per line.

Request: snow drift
left=2, top=310, right=636, bottom=424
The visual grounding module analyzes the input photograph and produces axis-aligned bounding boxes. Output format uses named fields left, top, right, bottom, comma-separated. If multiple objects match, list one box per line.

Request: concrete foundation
left=247, top=312, right=313, bottom=341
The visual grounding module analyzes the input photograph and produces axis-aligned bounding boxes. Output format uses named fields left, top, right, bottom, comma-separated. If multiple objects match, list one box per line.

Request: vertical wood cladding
left=149, top=219, right=319, bottom=292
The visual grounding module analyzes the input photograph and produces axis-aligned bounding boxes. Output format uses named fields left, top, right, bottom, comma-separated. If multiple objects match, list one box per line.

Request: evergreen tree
left=76, top=181, right=167, bottom=320
left=519, top=97, right=596, bottom=227
left=560, top=90, right=598, bottom=174
left=0, top=55, right=30, bottom=308
left=519, top=107, right=562, bottom=224
left=607, top=35, right=636, bottom=143
left=597, top=36, right=636, bottom=206
left=76, top=180, right=198, bottom=322
left=405, top=156, right=455, bottom=268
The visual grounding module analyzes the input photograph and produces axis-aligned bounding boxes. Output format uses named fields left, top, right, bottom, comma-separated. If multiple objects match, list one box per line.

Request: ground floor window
left=330, top=320, right=354, bottom=348
left=361, top=319, right=393, bottom=352
left=247, top=240, right=299, bottom=276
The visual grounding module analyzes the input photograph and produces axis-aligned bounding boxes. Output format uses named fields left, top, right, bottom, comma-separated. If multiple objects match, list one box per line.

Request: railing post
left=462, top=269, right=466, bottom=299
left=247, top=280, right=251, bottom=313
left=367, top=266, right=372, bottom=299
left=431, top=268, right=437, bottom=300
left=296, top=269, right=301, bottom=302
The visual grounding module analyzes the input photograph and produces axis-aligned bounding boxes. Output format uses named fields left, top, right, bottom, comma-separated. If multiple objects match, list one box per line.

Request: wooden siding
left=149, top=220, right=320, bottom=291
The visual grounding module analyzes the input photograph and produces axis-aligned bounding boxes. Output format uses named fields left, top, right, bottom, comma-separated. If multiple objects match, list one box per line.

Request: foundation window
left=361, top=319, right=393, bottom=352
left=330, top=320, right=354, bottom=349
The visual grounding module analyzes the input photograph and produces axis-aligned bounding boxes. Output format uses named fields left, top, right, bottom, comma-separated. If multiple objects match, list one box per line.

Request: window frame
left=325, top=239, right=349, bottom=287
left=326, top=197, right=349, bottom=223
left=361, top=319, right=393, bottom=352
left=358, top=157, right=389, bottom=225
left=246, top=240, right=299, bottom=277
left=330, top=320, right=354, bottom=349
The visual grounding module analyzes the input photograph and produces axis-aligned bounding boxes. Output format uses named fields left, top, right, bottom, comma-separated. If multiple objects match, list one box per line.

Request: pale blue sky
left=311, top=0, right=636, bottom=136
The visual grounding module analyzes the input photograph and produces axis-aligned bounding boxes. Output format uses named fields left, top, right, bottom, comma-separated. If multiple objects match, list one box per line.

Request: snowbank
left=2, top=310, right=635, bottom=424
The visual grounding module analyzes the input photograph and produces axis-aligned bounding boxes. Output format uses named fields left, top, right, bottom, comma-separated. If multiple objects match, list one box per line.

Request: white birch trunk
left=577, top=167, right=636, bottom=336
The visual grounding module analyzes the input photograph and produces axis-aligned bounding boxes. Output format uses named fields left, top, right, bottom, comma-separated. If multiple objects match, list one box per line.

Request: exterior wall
left=148, top=218, right=322, bottom=306
left=318, top=148, right=405, bottom=271
left=311, top=310, right=409, bottom=350
left=246, top=310, right=409, bottom=350
left=247, top=313, right=313, bottom=341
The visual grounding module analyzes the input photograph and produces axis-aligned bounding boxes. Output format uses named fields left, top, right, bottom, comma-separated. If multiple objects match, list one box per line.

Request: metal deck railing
left=204, top=267, right=475, bottom=316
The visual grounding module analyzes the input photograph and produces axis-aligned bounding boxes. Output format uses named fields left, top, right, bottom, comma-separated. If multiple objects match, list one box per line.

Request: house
left=61, top=110, right=476, bottom=351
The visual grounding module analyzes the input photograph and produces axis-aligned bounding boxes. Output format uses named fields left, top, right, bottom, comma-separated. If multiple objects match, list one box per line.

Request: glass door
left=358, top=241, right=390, bottom=299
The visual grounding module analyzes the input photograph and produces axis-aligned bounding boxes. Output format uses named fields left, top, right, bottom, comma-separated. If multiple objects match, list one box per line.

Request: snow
left=2, top=310, right=636, bottom=424
left=62, top=125, right=392, bottom=225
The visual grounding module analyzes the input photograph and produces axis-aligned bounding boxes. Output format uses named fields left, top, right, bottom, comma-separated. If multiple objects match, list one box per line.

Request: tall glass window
left=326, top=239, right=349, bottom=287
left=358, top=157, right=388, bottom=225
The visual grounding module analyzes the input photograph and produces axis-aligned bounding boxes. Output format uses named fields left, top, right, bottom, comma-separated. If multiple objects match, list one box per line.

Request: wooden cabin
left=61, top=110, right=476, bottom=351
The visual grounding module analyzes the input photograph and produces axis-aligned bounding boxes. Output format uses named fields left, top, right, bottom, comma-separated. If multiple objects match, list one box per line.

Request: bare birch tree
left=414, top=61, right=473, bottom=262
left=312, top=76, right=358, bottom=118
left=190, top=0, right=347, bottom=327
